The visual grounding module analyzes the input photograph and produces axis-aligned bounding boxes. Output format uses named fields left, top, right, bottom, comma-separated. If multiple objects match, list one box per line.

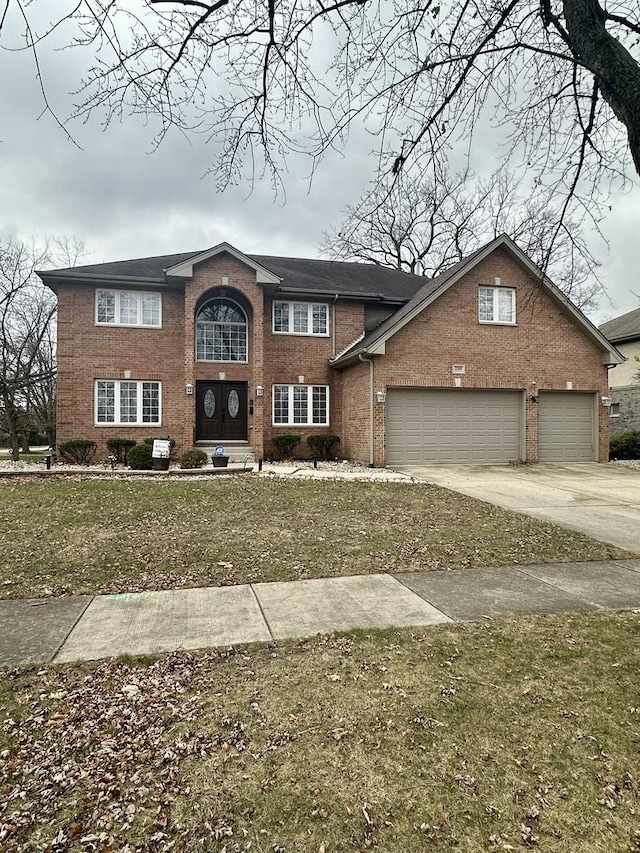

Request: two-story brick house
left=39, top=234, right=622, bottom=466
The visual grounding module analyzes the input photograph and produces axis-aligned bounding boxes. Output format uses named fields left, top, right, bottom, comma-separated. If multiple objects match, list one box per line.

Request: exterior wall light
left=256, top=385, right=264, bottom=397
left=185, top=383, right=193, bottom=395
left=376, top=390, right=386, bottom=403
left=602, top=396, right=612, bottom=407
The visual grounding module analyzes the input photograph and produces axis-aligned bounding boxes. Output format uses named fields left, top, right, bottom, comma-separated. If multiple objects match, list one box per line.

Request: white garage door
left=538, top=392, right=596, bottom=462
left=386, top=389, right=523, bottom=464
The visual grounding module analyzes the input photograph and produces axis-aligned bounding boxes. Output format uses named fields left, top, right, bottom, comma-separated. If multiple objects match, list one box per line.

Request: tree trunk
left=564, top=0, right=640, bottom=177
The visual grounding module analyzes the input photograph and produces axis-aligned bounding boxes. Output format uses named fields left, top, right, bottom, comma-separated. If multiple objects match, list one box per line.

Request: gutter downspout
left=359, top=353, right=375, bottom=467
left=332, top=293, right=338, bottom=357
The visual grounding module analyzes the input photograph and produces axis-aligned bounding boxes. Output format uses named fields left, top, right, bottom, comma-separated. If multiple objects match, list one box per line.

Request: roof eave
left=37, top=271, right=167, bottom=289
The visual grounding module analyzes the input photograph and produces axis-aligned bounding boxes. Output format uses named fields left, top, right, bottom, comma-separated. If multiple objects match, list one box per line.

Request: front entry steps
left=195, top=444, right=255, bottom=465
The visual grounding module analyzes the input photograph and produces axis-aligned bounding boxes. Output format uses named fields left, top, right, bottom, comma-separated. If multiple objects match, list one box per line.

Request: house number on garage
left=203, top=389, right=216, bottom=418
left=228, top=389, right=240, bottom=418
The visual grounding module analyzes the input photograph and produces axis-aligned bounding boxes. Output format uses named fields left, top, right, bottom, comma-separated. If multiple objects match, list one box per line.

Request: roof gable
left=165, top=242, right=281, bottom=284
left=331, top=234, right=623, bottom=367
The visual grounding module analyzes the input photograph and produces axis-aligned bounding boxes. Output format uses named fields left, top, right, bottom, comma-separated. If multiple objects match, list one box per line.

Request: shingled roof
left=39, top=248, right=425, bottom=303
left=600, top=307, right=640, bottom=343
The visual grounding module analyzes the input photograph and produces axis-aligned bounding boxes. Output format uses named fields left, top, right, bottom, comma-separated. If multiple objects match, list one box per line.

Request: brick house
left=599, top=307, right=640, bottom=436
left=39, top=234, right=622, bottom=466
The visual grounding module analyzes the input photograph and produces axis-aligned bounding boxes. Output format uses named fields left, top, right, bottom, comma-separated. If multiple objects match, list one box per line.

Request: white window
left=95, top=380, right=161, bottom=425
left=273, top=301, right=329, bottom=336
left=478, top=286, right=516, bottom=325
left=196, top=298, right=248, bottom=362
left=610, top=402, right=620, bottom=417
left=272, top=385, right=329, bottom=426
left=96, top=290, right=162, bottom=327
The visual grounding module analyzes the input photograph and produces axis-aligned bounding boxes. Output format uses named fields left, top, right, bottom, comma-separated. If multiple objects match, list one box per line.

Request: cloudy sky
left=1, top=6, right=638, bottom=326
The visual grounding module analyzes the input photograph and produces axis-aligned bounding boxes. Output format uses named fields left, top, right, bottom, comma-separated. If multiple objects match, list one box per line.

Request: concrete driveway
left=394, top=463, right=640, bottom=553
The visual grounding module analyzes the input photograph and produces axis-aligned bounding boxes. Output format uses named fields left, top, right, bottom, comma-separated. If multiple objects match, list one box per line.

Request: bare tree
left=2, top=1, right=638, bottom=202
left=0, top=237, right=84, bottom=460
left=321, top=167, right=602, bottom=309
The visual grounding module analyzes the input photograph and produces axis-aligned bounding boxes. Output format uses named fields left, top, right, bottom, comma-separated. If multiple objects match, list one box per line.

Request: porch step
left=196, top=445, right=255, bottom=464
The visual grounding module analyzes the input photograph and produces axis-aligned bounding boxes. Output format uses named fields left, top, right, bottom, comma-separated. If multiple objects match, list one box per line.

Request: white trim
left=94, top=379, right=162, bottom=426
left=165, top=242, right=281, bottom=284
left=272, top=300, right=330, bottom=337
left=272, top=384, right=330, bottom=427
left=95, top=289, right=162, bottom=328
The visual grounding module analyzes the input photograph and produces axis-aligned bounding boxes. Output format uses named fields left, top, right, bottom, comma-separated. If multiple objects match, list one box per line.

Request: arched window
left=196, top=298, right=248, bottom=362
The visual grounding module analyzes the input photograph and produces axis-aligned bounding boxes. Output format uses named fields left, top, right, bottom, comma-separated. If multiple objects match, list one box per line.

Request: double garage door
left=386, top=389, right=596, bottom=464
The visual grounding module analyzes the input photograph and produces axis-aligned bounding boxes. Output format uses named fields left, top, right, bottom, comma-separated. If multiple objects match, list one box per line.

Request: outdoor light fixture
left=376, top=390, right=386, bottom=403
left=602, top=396, right=612, bottom=407
left=256, top=385, right=264, bottom=397
left=185, top=383, right=193, bottom=395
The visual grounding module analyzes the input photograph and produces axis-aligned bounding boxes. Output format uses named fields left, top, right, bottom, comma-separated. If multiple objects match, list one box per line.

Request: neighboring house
left=599, top=307, right=640, bottom=436
left=38, top=234, right=622, bottom=466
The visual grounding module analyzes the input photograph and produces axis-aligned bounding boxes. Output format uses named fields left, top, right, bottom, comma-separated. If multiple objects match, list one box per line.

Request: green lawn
left=2, top=613, right=640, bottom=851
left=0, top=477, right=630, bottom=599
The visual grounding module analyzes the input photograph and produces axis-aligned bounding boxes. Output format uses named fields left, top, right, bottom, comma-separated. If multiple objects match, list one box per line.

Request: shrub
left=307, top=434, right=340, bottom=460
left=180, top=448, right=209, bottom=469
left=58, top=439, right=97, bottom=465
left=127, top=442, right=154, bottom=470
left=271, top=434, right=301, bottom=459
left=106, top=437, right=137, bottom=464
left=610, top=430, right=640, bottom=460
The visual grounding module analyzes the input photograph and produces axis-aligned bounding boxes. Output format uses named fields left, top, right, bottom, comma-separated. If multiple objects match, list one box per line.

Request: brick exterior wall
left=53, top=246, right=610, bottom=464
left=55, top=254, right=366, bottom=460
left=338, top=247, right=610, bottom=465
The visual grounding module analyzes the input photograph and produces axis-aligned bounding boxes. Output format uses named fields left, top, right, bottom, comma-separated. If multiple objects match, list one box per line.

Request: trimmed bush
left=271, top=434, right=301, bottom=459
left=106, top=437, right=137, bottom=464
left=180, top=448, right=209, bottom=469
left=58, top=439, right=97, bottom=465
left=610, top=430, right=640, bottom=460
left=127, top=442, right=153, bottom=470
left=307, top=434, right=340, bottom=460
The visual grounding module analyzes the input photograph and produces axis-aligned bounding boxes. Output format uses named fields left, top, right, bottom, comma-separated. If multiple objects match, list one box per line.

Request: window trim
left=272, top=384, right=330, bottom=427
left=94, top=379, right=162, bottom=426
left=272, top=300, right=330, bottom=337
left=95, top=289, right=162, bottom=328
left=478, top=285, right=516, bottom=326
left=610, top=402, right=621, bottom=417
left=195, top=297, right=249, bottom=363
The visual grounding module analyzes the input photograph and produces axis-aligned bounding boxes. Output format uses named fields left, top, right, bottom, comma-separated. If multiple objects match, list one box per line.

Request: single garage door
left=386, top=388, right=522, bottom=464
left=538, top=392, right=596, bottom=462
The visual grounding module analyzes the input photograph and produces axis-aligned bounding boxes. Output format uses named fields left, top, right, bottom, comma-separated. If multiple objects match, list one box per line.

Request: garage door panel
left=386, top=389, right=522, bottom=465
left=538, top=392, right=595, bottom=462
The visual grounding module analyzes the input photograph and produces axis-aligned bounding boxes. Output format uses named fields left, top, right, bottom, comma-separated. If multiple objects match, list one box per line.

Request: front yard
left=0, top=477, right=630, bottom=599
left=2, top=613, right=640, bottom=852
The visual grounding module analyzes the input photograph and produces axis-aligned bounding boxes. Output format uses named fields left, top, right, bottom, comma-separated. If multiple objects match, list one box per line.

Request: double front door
left=195, top=381, right=248, bottom=442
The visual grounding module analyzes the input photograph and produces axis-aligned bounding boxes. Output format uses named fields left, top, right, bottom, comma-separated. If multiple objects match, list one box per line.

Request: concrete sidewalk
left=3, top=559, right=640, bottom=666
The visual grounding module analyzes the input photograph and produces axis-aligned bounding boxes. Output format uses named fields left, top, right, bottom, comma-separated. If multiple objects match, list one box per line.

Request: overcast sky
left=1, top=9, right=638, bottom=326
